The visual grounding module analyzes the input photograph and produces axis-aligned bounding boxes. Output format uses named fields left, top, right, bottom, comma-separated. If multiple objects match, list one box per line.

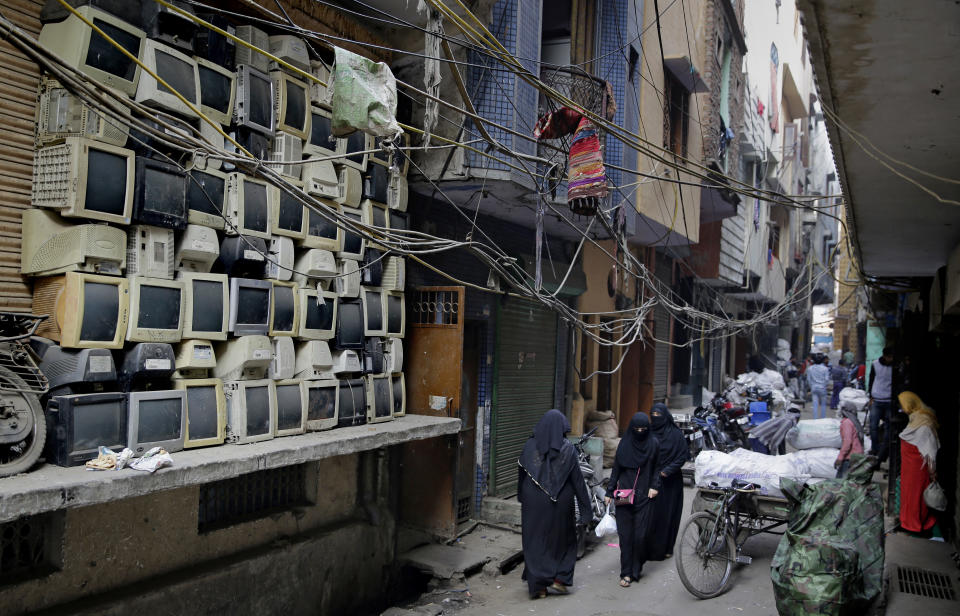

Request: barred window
left=0, top=513, right=62, bottom=585
left=198, top=464, right=312, bottom=533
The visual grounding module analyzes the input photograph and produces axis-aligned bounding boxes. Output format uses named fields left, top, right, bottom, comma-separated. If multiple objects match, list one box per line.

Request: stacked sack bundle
left=585, top=409, right=620, bottom=468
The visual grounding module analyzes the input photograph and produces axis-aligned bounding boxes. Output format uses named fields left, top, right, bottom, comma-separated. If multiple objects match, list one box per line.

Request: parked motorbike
left=573, top=425, right=607, bottom=559
left=693, top=386, right=753, bottom=452
left=0, top=313, right=49, bottom=477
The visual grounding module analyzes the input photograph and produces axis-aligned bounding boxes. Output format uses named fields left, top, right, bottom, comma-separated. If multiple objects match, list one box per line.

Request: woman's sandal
left=619, top=577, right=631, bottom=588
left=550, top=581, right=569, bottom=594
left=532, top=589, right=547, bottom=599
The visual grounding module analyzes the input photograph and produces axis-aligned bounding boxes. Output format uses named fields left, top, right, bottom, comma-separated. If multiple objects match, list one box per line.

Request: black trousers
left=615, top=501, right=652, bottom=579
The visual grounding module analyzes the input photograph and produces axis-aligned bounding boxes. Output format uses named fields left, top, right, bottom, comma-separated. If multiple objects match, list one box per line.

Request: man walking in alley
left=830, top=358, right=848, bottom=410
left=868, top=347, right=895, bottom=463
left=806, top=355, right=830, bottom=419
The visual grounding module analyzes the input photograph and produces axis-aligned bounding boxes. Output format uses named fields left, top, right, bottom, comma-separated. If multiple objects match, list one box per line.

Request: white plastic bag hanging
left=595, top=503, right=617, bottom=537
left=924, top=481, right=947, bottom=510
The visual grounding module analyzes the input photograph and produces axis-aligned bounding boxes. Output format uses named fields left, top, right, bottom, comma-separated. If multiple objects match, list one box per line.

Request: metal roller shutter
left=489, top=299, right=558, bottom=496
left=653, top=256, right=673, bottom=401
left=0, top=0, right=42, bottom=312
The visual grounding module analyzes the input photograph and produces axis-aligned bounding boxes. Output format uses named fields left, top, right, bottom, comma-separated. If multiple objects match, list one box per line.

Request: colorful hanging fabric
left=533, top=107, right=582, bottom=140
left=567, top=116, right=608, bottom=214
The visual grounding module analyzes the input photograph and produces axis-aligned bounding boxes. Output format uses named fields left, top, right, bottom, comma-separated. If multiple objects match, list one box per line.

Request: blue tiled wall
left=597, top=0, right=629, bottom=207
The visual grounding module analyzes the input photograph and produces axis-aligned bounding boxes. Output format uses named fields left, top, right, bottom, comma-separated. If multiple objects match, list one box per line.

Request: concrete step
left=479, top=497, right=521, bottom=527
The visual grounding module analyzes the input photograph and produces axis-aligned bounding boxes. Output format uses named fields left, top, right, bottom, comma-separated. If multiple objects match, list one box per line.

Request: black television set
left=275, top=380, right=306, bottom=435
left=194, top=13, right=235, bottom=69
left=229, top=278, right=271, bottom=336
left=38, top=346, right=116, bottom=401
left=363, top=337, right=384, bottom=375
left=117, top=342, right=175, bottom=392
left=389, top=211, right=409, bottom=232
left=336, top=378, right=366, bottom=427
left=343, top=130, right=367, bottom=170
left=275, top=190, right=305, bottom=238
left=341, top=211, right=364, bottom=259
left=133, top=156, right=188, bottom=230
left=363, top=164, right=389, bottom=205
left=141, top=1, right=196, bottom=55
left=127, top=115, right=195, bottom=162
left=361, top=248, right=384, bottom=287
left=45, top=392, right=127, bottom=467
left=214, top=236, right=267, bottom=278
left=231, top=127, right=270, bottom=161
left=335, top=299, right=364, bottom=350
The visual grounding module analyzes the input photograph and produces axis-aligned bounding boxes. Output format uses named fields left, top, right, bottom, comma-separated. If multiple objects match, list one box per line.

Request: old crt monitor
left=268, top=35, right=310, bottom=72
left=336, top=166, right=362, bottom=207
left=36, top=76, right=129, bottom=147
left=271, top=71, right=310, bottom=141
left=292, top=249, right=337, bottom=289
left=196, top=56, right=236, bottom=126
left=135, top=39, right=200, bottom=117
left=299, top=289, right=337, bottom=341
left=21, top=209, right=125, bottom=277
left=337, top=258, right=361, bottom=298
left=186, top=168, right=226, bottom=230
left=265, top=236, right=295, bottom=282
left=224, top=173, right=273, bottom=239
left=32, top=272, right=129, bottom=349
left=214, top=236, right=266, bottom=278
left=269, top=281, right=299, bottom=337
left=392, top=373, right=406, bottom=417
left=337, top=378, right=366, bottom=427
left=174, top=339, right=216, bottom=379
left=309, top=60, right=332, bottom=107
left=362, top=164, right=389, bottom=207
left=38, top=6, right=144, bottom=96
left=175, top=224, right=219, bottom=273
left=267, top=131, right=303, bottom=180
left=385, top=291, right=405, bottom=338
left=272, top=189, right=306, bottom=240
left=389, top=210, right=409, bottom=233
left=174, top=377, right=225, bottom=448
left=302, top=159, right=339, bottom=201
left=331, top=349, right=362, bottom=374
left=126, top=277, right=184, bottom=343
left=180, top=272, right=228, bottom=340
left=384, top=337, right=403, bottom=374
left=32, top=137, right=135, bottom=226
left=132, top=157, right=188, bottom=230
left=38, top=347, right=116, bottom=400
left=140, top=0, right=196, bottom=54
left=361, top=248, right=384, bottom=286
left=363, top=337, right=384, bottom=375
left=234, top=64, right=274, bottom=135
left=299, top=200, right=342, bottom=252
left=337, top=205, right=368, bottom=261
left=224, top=379, right=276, bottom=444
left=46, top=392, right=127, bottom=466
left=365, top=374, right=393, bottom=424
left=335, top=299, right=364, bottom=350
left=269, top=337, right=296, bottom=380
left=294, top=340, right=334, bottom=380
left=362, top=288, right=386, bottom=337
left=382, top=256, right=405, bottom=292
left=302, top=107, right=344, bottom=158
left=127, top=389, right=186, bottom=455
left=305, top=379, right=337, bottom=431
left=388, top=173, right=408, bottom=212
left=117, top=342, right=175, bottom=392
left=341, top=130, right=371, bottom=172
left=229, top=278, right=271, bottom=336
left=213, top=335, right=273, bottom=380
left=193, top=12, right=234, bottom=68
left=274, top=379, right=307, bottom=436
left=126, top=225, right=174, bottom=279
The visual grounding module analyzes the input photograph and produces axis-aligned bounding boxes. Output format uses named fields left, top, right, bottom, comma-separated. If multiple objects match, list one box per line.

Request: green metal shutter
left=489, top=300, right=558, bottom=496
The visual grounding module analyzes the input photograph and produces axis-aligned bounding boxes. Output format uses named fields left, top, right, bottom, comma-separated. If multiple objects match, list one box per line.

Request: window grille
left=0, top=514, right=60, bottom=584
left=198, top=464, right=310, bottom=532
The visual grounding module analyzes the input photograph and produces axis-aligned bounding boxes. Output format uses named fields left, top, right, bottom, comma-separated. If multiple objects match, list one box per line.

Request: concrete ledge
left=0, top=415, right=461, bottom=524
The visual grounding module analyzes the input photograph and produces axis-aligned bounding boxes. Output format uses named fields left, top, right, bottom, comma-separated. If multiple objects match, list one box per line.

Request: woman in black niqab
left=518, top=409, right=591, bottom=599
left=647, top=403, right=690, bottom=560
left=605, top=412, right=660, bottom=586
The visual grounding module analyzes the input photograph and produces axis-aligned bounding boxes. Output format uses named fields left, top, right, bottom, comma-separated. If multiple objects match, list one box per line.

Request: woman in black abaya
left=518, top=409, right=591, bottom=599
left=605, top=412, right=660, bottom=587
left=647, top=403, right=689, bottom=560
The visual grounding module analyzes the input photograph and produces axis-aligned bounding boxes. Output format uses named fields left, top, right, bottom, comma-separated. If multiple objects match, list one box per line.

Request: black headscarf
left=614, top=412, right=656, bottom=469
left=518, top=410, right=577, bottom=501
left=650, top=403, right=689, bottom=469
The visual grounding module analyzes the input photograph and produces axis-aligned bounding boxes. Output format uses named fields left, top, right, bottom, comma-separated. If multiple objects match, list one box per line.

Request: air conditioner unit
left=302, top=159, right=339, bottom=200
left=382, top=256, right=405, bottom=291
left=234, top=25, right=270, bottom=72
left=388, top=173, right=408, bottom=211
left=309, top=60, right=332, bottom=108
left=126, top=225, right=175, bottom=279
left=336, top=166, right=362, bottom=207
left=268, top=130, right=303, bottom=180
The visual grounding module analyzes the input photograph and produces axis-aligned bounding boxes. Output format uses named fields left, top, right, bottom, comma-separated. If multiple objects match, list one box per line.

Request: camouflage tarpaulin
left=770, top=454, right=884, bottom=616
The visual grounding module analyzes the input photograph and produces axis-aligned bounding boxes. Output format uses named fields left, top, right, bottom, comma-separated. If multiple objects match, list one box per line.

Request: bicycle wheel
left=675, top=512, right=736, bottom=599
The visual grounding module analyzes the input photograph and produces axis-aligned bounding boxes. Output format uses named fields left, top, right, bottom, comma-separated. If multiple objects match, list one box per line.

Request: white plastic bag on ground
left=695, top=449, right=811, bottom=498
left=788, top=448, right=841, bottom=479
left=595, top=504, right=617, bottom=537
left=786, top=418, right=842, bottom=450
left=760, top=368, right=787, bottom=391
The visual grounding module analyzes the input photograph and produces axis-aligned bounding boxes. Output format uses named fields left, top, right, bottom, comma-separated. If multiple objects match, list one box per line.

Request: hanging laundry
left=330, top=47, right=402, bottom=139
left=534, top=108, right=608, bottom=216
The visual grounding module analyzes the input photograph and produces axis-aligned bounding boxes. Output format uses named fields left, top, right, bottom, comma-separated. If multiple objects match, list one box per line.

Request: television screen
left=364, top=164, right=388, bottom=204
left=389, top=211, right=408, bottom=231
left=391, top=375, right=403, bottom=415
left=337, top=379, right=365, bottom=423
left=245, top=384, right=271, bottom=436
left=142, top=165, right=186, bottom=219
left=87, top=18, right=140, bottom=80
left=186, top=385, right=219, bottom=440
left=187, top=171, right=225, bottom=217
left=198, top=65, right=231, bottom=114
left=307, top=207, right=337, bottom=240
left=80, top=282, right=120, bottom=341
left=307, top=384, right=336, bottom=421
left=309, top=110, right=334, bottom=151
left=304, top=295, right=334, bottom=332
left=284, top=82, right=307, bottom=132
left=336, top=300, right=363, bottom=348
left=344, top=131, right=366, bottom=165
left=74, top=400, right=124, bottom=451
left=273, top=286, right=296, bottom=331
left=372, top=376, right=391, bottom=419
left=387, top=295, right=402, bottom=335
left=277, top=191, right=303, bottom=234
left=156, top=49, right=197, bottom=101
left=371, top=204, right=386, bottom=228
left=243, top=179, right=269, bottom=234
left=86, top=148, right=128, bottom=216
left=365, top=290, right=383, bottom=331
left=138, top=285, right=182, bottom=330
left=236, top=286, right=269, bottom=326
left=248, top=72, right=272, bottom=130
left=191, top=280, right=224, bottom=333
left=342, top=212, right=363, bottom=255
left=137, top=397, right=183, bottom=442
left=276, top=383, right=303, bottom=431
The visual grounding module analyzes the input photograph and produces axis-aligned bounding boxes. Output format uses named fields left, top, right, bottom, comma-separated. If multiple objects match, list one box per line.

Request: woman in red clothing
left=897, top=391, right=940, bottom=533
left=834, top=403, right=864, bottom=478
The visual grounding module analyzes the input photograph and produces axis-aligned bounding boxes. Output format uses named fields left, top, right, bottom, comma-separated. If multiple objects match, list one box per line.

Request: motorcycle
left=572, top=425, right=607, bottom=559
left=0, top=313, right=49, bottom=477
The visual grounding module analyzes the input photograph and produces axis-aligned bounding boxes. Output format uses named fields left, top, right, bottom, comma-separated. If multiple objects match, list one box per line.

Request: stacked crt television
left=31, top=8, right=407, bottom=468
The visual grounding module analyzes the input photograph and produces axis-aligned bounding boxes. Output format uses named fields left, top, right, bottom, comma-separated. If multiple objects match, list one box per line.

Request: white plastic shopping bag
left=595, top=503, right=617, bottom=537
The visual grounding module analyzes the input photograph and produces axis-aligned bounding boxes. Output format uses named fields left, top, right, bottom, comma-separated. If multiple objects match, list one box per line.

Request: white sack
left=694, top=449, right=810, bottom=498
left=788, top=447, right=841, bottom=479
left=838, top=387, right=870, bottom=412
left=786, top=418, right=842, bottom=450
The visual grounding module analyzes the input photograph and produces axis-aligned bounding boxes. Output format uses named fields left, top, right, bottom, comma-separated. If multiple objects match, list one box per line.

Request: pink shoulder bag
left=613, top=468, right=642, bottom=506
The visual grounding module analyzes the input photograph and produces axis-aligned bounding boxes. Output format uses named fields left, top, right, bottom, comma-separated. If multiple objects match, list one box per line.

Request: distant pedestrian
left=897, top=392, right=939, bottom=534
left=868, top=347, right=895, bottom=463
left=518, top=410, right=591, bottom=599
left=605, top=412, right=660, bottom=587
left=830, top=359, right=848, bottom=410
left=806, top=355, right=830, bottom=419
left=647, top=404, right=689, bottom=561
left=834, top=402, right=864, bottom=478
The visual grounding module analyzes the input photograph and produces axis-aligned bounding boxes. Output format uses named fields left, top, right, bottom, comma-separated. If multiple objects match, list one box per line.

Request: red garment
left=899, top=439, right=936, bottom=532
left=836, top=418, right=864, bottom=463
left=856, top=364, right=866, bottom=380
